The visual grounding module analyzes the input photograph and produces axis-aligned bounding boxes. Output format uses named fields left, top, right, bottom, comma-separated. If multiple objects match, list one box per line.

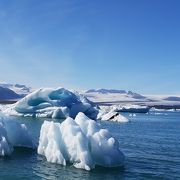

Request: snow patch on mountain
left=84, top=89, right=147, bottom=103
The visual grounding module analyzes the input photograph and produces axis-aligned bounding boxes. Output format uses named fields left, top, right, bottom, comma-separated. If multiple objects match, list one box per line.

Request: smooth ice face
left=38, top=112, right=124, bottom=170
left=0, top=121, right=13, bottom=156
left=3, top=88, right=99, bottom=119
left=4, top=120, right=34, bottom=148
left=0, top=114, right=34, bottom=153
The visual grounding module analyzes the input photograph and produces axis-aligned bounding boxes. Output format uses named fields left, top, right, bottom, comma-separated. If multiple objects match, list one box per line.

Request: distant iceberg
left=110, top=104, right=150, bottom=113
left=2, top=88, right=99, bottom=119
left=97, top=107, right=129, bottom=122
left=0, top=120, right=13, bottom=156
left=38, top=112, right=125, bottom=170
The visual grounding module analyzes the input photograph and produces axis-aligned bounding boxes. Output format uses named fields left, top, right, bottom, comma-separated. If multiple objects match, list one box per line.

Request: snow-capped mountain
left=84, top=89, right=180, bottom=106
left=127, top=91, right=146, bottom=99
left=84, top=89, right=147, bottom=103
left=86, top=89, right=127, bottom=94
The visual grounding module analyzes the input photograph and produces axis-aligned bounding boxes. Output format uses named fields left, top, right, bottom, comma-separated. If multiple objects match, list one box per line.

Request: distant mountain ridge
left=85, top=89, right=146, bottom=100
left=0, top=86, right=20, bottom=100
left=86, top=89, right=127, bottom=94
left=0, top=83, right=32, bottom=96
left=163, top=96, right=180, bottom=101
left=1, top=83, right=180, bottom=104
left=84, top=89, right=180, bottom=104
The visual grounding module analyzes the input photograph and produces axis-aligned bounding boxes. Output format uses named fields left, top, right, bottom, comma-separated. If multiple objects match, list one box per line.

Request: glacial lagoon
left=0, top=111, right=180, bottom=179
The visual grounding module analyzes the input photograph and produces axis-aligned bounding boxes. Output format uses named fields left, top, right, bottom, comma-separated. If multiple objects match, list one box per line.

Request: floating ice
left=1, top=87, right=130, bottom=123
left=3, top=120, right=34, bottom=148
left=97, top=106, right=129, bottom=122
left=129, top=113, right=136, bottom=117
left=0, top=121, right=13, bottom=156
left=2, top=88, right=99, bottom=119
left=100, top=111, right=129, bottom=122
left=0, top=113, right=34, bottom=156
left=75, top=113, right=125, bottom=167
left=115, top=104, right=150, bottom=113
left=38, top=112, right=124, bottom=170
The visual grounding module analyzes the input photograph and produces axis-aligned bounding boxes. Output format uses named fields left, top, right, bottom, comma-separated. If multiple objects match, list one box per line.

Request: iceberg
left=3, top=120, right=34, bottom=148
left=100, top=111, right=129, bottom=122
left=1, top=87, right=129, bottom=123
left=74, top=113, right=125, bottom=167
left=38, top=112, right=124, bottom=170
left=0, top=121, right=13, bottom=156
left=2, top=88, right=99, bottom=119
left=97, top=106, right=129, bottom=122
left=0, top=113, right=34, bottom=156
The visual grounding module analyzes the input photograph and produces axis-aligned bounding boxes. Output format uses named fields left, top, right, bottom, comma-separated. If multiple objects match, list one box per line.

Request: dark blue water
left=0, top=111, right=180, bottom=180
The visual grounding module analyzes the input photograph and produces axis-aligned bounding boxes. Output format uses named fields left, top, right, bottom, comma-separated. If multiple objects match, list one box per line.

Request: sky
left=0, top=0, right=180, bottom=94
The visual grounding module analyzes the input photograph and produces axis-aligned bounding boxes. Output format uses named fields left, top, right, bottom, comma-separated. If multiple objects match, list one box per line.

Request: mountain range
left=0, top=83, right=180, bottom=104
left=0, top=83, right=32, bottom=100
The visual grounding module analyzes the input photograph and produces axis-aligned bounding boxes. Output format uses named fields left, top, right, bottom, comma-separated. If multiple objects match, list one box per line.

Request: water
left=0, top=111, right=180, bottom=179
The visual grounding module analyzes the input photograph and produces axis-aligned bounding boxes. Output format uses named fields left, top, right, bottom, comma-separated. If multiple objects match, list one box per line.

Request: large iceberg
left=38, top=112, right=124, bottom=170
left=0, top=114, right=34, bottom=156
left=1, top=87, right=129, bottom=123
left=3, top=88, right=99, bottom=119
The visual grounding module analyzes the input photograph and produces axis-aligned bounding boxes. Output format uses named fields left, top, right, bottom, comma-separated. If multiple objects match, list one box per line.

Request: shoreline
left=0, top=100, right=17, bottom=104
left=94, top=101, right=180, bottom=110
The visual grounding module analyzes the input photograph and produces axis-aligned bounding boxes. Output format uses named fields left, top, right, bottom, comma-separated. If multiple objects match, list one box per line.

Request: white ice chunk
left=4, top=121, right=34, bottom=148
left=38, top=121, right=66, bottom=165
left=38, top=118, right=94, bottom=170
left=75, top=112, right=125, bottom=167
left=38, top=113, right=124, bottom=170
left=0, top=121, right=13, bottom=156
left=60, top=117, right=94, bottom=170
left=0, top=114, right=34, bottom=149
left=98, top=108, right=129, bottom=123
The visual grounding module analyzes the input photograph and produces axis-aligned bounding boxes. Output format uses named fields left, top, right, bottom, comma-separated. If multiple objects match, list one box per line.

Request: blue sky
left=0, top=0, right=180, bottom=94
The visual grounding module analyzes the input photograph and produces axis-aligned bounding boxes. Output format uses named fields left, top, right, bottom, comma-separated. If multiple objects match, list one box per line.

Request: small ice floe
left=129, top=113, right=136, bottom=117
left=38, top=112, right=125, bottom=171
left=116, top=104, right=150, bottom=113
left=97, top=107, right=129, bottom=123
left=153, top=112, right=168, bottom=116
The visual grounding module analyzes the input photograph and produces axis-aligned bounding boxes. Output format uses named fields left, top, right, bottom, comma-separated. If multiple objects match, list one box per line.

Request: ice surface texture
left=38, top=112, right=124, bottom=170
left=0, top=121, right=13, bottom=156
left=3, top=88, right=99, bottom=119
left=98, top=106, right=129, bottom=122
left=0, top=114, right=34, bottom=156
left=2, top=87, right=129, bottom=123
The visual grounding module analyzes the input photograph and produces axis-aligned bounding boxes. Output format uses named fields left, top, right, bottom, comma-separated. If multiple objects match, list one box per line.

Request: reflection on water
left=33, top=155, right=125, bottom=180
